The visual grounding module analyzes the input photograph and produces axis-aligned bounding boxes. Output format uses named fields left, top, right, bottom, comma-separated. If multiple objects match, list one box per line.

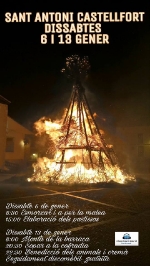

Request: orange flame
left=28, top=104, right=135, bottom=184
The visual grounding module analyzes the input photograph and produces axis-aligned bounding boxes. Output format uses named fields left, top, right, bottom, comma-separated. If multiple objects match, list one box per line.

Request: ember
left=28, top=55, right=135, bottom=184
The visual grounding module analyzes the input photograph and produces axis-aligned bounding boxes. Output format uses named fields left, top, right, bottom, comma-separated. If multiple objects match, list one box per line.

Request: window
left=138, top=134, right=143, bottom=144
left=138, top=146, right=144, bottom=157
left=6, top=138, right=14, bottom=152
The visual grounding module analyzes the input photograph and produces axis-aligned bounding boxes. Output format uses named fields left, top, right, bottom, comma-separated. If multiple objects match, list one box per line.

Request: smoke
left=19, top=76, right=73, bottom=130
left=83, top=81, right=117, bottom=140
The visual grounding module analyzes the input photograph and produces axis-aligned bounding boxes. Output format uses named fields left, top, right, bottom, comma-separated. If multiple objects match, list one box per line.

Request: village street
left=0, top=174, right=149, bottom=266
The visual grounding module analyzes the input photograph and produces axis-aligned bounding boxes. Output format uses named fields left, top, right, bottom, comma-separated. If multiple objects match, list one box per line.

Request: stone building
left=104, top=125, right=150, bottom=175
left=114, top=126, right=150, bottom=174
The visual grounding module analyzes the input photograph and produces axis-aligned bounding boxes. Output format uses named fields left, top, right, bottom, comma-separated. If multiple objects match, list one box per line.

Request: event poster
left=0, top=2, right=149, bottom=266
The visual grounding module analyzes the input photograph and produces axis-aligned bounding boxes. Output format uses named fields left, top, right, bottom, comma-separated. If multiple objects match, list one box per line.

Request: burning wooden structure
left=28, top=55, right=134, bottom=184
left=57, top=82, right=117, bottom=175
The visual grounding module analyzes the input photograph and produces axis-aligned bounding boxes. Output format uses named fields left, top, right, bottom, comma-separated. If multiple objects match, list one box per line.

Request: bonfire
left=28, top=55, right=135, bottom=184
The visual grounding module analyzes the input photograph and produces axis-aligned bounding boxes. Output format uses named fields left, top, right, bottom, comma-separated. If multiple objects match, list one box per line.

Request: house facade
left=0, top=95, right=34, bottom=170
left=0, top=96, right=10, bottom=168
left=5, top=116, right=34, bottom=164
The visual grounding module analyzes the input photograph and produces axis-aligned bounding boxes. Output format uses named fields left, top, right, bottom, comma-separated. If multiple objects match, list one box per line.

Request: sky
left=1, top=1, right=150, bottom=130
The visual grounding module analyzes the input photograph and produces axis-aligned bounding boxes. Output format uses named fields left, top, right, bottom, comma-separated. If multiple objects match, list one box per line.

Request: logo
left=115, top=232, right=139, bottom=246
left=122, top=233, right=131, bottom=239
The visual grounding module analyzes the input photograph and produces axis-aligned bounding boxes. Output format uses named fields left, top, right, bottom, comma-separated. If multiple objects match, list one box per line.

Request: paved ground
left=0, top=174, right=150, bottom=266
